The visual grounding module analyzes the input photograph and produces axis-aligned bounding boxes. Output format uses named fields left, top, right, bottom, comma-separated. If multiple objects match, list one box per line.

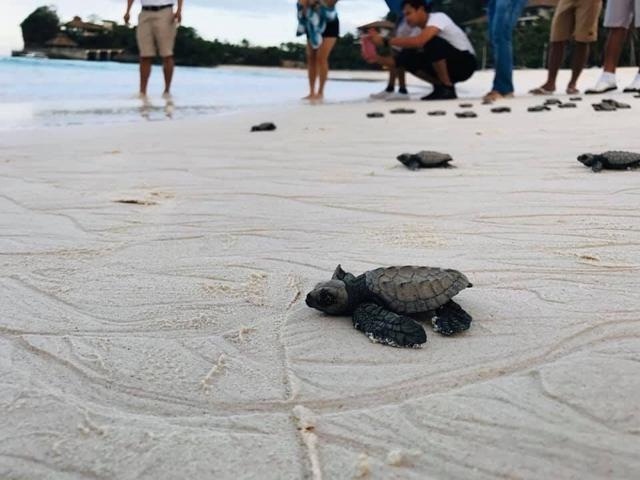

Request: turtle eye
left=319, top=290, right=334, bottom=306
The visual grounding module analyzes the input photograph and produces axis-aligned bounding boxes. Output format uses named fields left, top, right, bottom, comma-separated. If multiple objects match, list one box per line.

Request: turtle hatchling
left=578, top=151, right=640, bottom=172
left=397, top=151, right=453, bottom=170
left=306, top=265, right=474, bottom=348
left=251, top=122, right=276, bottom=132
left=390, top=108, right=416, bottom=114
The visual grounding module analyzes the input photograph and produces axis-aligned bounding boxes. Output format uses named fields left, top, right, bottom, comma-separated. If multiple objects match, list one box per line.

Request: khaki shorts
left=550, top=0, right=603, bottom=43
left=603, top=0, right=640, bottom=28
left=136, top=8, right=177, bottom=58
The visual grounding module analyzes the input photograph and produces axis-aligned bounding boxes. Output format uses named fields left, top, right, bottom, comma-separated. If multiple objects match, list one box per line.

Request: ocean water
left=0, top=57, right=380, bottom=130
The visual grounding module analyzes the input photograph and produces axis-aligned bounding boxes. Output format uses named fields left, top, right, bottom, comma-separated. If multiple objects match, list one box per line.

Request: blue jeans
left=488, top=0, right=527, bottom=94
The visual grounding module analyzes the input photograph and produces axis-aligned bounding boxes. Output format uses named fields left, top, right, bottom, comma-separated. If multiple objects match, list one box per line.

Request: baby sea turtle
left=558, top=102, right=577, bottom=109
left=455, top=111, right=477, bottom=118
left=367, top=112, right=385, bottom=118
left=390, top=108, right=416, bottom=114
left=459, top=103, right=473, bottom=108
left=592, top=102, right=617, bottom=112
left=544, top=98, right=562, bottom=106
left=578, top=151, right=640, bottom=172
left=397, top=151, right=453, bottom=170
left=491, top=106, right=511, bottom=113
left=306, top=265, right=473, bottom=348
left=603, top=99, right=631, bottom=109
left=251, top=122, right=276, bottom=132
left=570, top=96, right=582, bottom=101
left=427, top=110, right=446, bottom=116
left=528, top=105, right=551, bottom=112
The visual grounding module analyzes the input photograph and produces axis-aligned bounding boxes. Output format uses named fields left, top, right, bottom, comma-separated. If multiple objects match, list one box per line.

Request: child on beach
left=367, top=15, right=423, bottom=101
left=297, top=0, right=340, bottom=101
left=367, top=0, right=477, bottom=100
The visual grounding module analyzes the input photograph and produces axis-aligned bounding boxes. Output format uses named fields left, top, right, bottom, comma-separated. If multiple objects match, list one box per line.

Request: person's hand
left=124, top=11, right=130, bottom=25
left=174, top=9, right=182, bottom=23
left=368, top=29, right=384, bottom=47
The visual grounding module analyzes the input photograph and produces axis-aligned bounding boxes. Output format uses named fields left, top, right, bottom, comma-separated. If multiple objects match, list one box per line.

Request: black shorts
left=396, top=36, right=477, bottom=84
left=323, top=18, right=340, bottom=38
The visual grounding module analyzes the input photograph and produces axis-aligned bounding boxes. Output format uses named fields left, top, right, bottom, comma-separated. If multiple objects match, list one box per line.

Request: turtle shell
left=601, top=151, right=640, bottom=167
left=365, top=266, right=471, bottom=314
left=414, top=151, right=452, bottom=167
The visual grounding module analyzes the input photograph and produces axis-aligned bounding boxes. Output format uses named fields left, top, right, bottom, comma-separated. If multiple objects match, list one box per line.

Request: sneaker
left=370, top=89, right=393, bottom=100
left=385, top=91, right=410, bottom=101
left=623, top=73, right=640, bottom=93
left=421, top=85, right=457, bottom=101
left=585, top=73, right=617, bottom=94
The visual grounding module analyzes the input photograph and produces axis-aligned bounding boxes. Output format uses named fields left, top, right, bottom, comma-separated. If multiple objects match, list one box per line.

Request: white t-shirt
left=427, top=12, right=475, bottom=55
left=393, top=18, right=422, bottom=51
left=141, top=0, right=174, bottom=6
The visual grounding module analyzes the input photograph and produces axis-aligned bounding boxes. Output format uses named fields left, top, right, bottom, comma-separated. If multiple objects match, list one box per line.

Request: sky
left=1, top=0, right=390, bottom=55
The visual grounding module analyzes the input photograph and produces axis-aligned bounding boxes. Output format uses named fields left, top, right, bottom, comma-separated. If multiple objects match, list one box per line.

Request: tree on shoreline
left=21, top=6, right=60, bottom=48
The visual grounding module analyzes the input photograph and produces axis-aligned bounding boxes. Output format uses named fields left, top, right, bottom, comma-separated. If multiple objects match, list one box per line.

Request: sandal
left=529, top=87, right=554, bottom=95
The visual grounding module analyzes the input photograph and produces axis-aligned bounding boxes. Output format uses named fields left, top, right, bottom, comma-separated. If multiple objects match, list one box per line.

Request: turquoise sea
left=0, top=56, right=379, bottom=130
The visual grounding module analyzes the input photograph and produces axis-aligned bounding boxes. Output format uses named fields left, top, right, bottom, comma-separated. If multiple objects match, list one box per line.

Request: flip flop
left=566, top=87, right=580, bottom=95
left=529, top=87, right=554, bottom=95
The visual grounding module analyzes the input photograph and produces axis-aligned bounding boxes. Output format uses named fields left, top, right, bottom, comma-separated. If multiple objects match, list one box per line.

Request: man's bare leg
left=162, top=56, right=175, bottom=96
left=139, top=57, right=153, bottom=96
left=603, top=27, right=627, bottom=73
left=535, top=41, right=566, bottom=92
left=567, top=42, right=589, bottom=93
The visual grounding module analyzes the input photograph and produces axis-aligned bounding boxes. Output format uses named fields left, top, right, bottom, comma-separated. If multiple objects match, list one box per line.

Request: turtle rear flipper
left=432, top=300, right=472, bottom=336
left=353, top=303, right=426, bottom=348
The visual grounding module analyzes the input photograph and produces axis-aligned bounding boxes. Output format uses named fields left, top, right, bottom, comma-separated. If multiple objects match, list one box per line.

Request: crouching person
left=368, top=0, right=477, bottom=100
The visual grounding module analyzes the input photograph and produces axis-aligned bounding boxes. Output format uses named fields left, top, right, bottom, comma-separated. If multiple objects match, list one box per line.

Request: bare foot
left=302, top=93, right=316, bottom=100
left=482, top=90, right=503, bottom=104
left=566, top=85, right=580, bottom=95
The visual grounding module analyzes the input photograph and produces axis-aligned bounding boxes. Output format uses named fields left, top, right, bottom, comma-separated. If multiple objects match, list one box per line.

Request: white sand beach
left=1, top=68, right=640, bottom=479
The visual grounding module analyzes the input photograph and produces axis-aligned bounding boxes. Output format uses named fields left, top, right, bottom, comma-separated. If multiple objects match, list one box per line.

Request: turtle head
left=578, top=154, right=597, bottom=167
left=305, top=280, right=349, bottom=315
left=578, top=154, right=604, bottom=172
left=397, top=154, right=420, bottom=171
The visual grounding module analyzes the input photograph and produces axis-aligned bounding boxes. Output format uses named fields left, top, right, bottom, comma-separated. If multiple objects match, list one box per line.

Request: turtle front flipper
left=591, top=160, right=604, bottom=172
left=332, top=265, right=356, bottom=283
left=352, top=303, right=426, bottom=348
left=432, top=300, right=472, bottom=336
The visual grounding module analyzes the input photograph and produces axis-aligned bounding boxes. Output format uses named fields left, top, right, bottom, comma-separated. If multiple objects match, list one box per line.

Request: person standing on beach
left=367, top=0, right=477, bottom=100
left=297, top=0, right=340, bottom=101
left=530, top=0, right=603, bottom=96
left=124, top=0, right=183, bottom=100
left=585, top=0, right=640, bottom=94
left=483, top=0, right=528, bottom=103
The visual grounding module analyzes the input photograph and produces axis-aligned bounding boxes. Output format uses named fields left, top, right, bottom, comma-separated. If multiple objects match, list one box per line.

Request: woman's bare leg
left=304, top=42, right=318, bottom=99
left=316, top=37, right=337, bottom=100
